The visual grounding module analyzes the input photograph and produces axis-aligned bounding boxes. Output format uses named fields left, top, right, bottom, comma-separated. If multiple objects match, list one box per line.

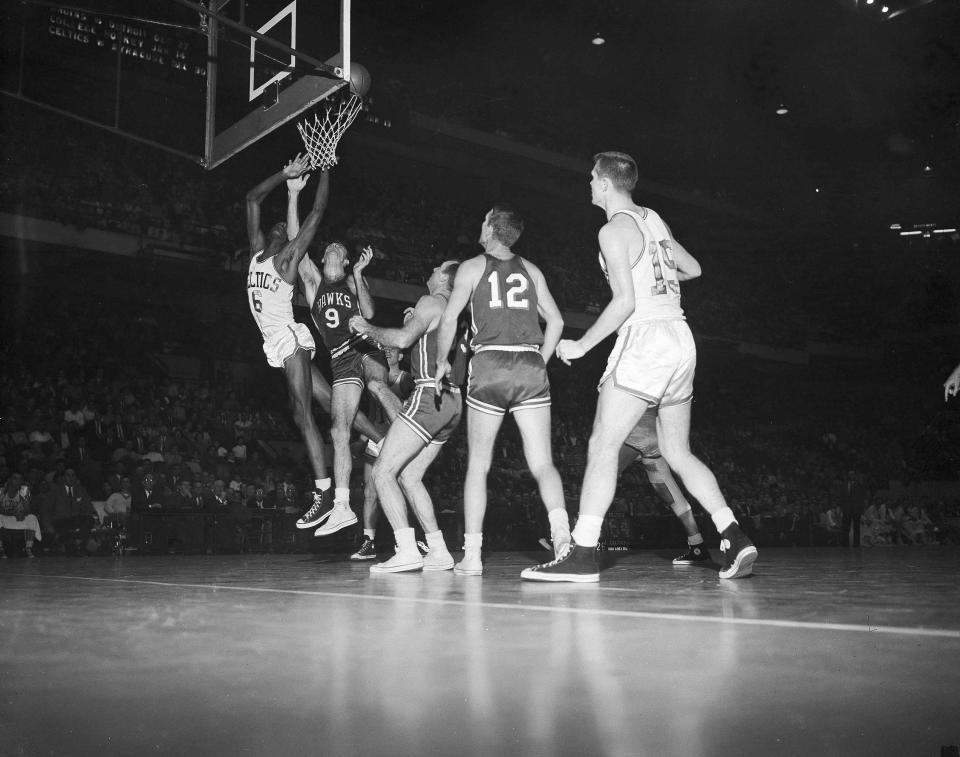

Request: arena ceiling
left=353, top=0, right=960, bottom=239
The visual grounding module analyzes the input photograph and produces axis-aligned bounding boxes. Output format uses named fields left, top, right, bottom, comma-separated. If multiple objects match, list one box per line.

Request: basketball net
left=297, top=93, right=363, bottom=171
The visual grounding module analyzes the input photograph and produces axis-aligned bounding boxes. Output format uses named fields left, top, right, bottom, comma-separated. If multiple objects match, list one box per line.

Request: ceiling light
left=881, top=5, right=889, bottom=11
left=865, top=0, right=875, bottom=5
left=592, top=34, right=605, bottom=45
left=776, top=104, right=789, bottom=115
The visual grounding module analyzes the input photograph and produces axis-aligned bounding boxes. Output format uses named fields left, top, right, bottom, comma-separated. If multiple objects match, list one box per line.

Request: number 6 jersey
left=469, top=253, right=543, bottom=349
left=247, top=251, right=296, bottom=339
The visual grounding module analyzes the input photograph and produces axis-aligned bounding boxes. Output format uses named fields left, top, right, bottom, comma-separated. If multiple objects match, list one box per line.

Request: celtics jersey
left=247, top=251, right=295, bottom=339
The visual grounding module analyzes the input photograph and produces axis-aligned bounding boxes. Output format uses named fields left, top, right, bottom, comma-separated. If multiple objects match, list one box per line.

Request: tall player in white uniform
left=246, top=155, right=333, bottom=516
left=523, top=151, right=757, bottom=581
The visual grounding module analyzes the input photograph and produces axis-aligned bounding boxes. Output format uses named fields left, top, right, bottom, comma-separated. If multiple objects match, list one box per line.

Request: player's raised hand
left=555, top=339, right=585, bottom=366
left=944, top=362, right=960, bottom=401
left=286, top=172, right=310, bottom=193
left=434, top=358, right=451, bottom=394
left=283, top=153, right=310, bottom=179
left=349, top=315, right=370, bottom=334
left=354, top=245, right=374, bottom=273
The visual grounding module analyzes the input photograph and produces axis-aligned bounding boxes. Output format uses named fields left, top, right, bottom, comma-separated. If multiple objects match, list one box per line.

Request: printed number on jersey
left=488, top=271, right=529, bottom=310
left=251, top=291, right=263, bottom=312
left=650, top=240, right=679, bottom=296
left=324, top=308, right=340, bottom=329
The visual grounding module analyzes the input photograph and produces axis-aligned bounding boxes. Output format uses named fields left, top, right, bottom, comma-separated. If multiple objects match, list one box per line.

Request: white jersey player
left=522, top=150, right=757, bottom=583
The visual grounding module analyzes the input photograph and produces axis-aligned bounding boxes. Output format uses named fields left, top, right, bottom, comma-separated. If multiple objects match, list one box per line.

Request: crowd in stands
left=5, top=100, right=959, bottom=350
left=4, top=100, right=960, bottom=560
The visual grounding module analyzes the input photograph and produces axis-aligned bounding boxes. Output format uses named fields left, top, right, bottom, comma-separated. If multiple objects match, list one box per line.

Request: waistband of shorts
left=473, top=344, right=541, bottom=354
left=620, top=315, right=687, bottom=329
left=414, top=379, right=460, bottom=391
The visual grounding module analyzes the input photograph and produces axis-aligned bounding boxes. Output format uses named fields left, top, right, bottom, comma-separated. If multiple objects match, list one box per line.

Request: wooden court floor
left=2, top=547, right=958, bottom=757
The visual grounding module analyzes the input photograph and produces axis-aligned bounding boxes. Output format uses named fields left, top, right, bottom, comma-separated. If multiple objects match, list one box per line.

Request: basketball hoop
left=297, top=92, right=364, bottom=171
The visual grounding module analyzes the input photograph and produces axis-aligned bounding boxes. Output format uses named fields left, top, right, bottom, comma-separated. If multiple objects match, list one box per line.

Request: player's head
left=428, top=260, right=460, bottom=294
left=481, top=204, right=524, bottom=249
left=591, top=151, right=638, bottom=205
left=321, top=241, right=350, bottom=279
left=266, top=221, right=288, bottom=254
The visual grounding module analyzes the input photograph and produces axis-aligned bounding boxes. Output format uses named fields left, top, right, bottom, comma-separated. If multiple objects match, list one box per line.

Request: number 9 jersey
left=312, top=275, right=365, bottom=357
left=469, top=253, right=543, bottom=349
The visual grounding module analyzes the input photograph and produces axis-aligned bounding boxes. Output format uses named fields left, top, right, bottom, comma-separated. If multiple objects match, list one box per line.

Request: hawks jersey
left=469, top=254, right=543, bottom=349
left=247, top=252, right=295, bottom=339
left=312, top=276, right=367, bottom=357
left=600, top=207, right=685, bottom=326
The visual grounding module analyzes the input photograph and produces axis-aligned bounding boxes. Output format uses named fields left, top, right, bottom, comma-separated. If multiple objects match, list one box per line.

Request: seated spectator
left=131, top=472, right=167, bottom=512
left=0, top=472, right=42, bottom=558
left=103, top=475, right=133, bottom=523
left=246, top=486, right=275, bottom=510
left=47, top=467, right=95, bottom=555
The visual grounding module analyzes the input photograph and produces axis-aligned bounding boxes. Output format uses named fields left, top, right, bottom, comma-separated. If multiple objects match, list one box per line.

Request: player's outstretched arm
left=671, top=239, right=702, bottom=281
left=524, top=259, right=564, bottom=364
left=945, top=362, right=960, bottom=401
left=246, top=153, right=309, bottom=255
left=557, top=224, right=635, bottom=364
left=275, top=169, right=330, bottom=283
left=350, top=294, right=442, bottom=350
left=351, top=246, right=376, bottom=319
left=285, top=171, right=310, bottom=241
left=434, top=255, right=482, bottom=391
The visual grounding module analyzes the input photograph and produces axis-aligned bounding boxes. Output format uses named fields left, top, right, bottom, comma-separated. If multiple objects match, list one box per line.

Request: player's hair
left=487, top=203, right=524, bottom=247
left=441, top=260, right=460, bottom=285
left=592, top=151, right=638, bottom=193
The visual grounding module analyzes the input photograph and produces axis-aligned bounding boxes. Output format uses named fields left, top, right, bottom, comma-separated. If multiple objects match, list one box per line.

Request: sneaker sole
left=313, top=514, right=358, bottom=537
left=673, top=559, right=711, bottom=565
left=370, top=560, right=423, bottom=573
left=350, top=554, right=377, bottom=561
left=453, top=566, right=482, bottom=576
left=520, top=569, right=599, bottom=583
left=423, top=559, right=455, bottom=571
left=719, top=546, right=758, bottom=579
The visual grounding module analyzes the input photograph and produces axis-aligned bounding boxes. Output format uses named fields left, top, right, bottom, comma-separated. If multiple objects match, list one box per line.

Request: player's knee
left=371, top=459, right=397, bottom=487
left=397, top=469, right=422, bottom=495
left=527, top=459, right=558, bottom=483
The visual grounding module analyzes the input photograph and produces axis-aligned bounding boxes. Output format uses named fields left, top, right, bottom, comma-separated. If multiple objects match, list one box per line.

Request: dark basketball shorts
left=330, top=340, right=388, bottom=389
left=466, top=346, right=550, bottom=416
left=398, top=383, right=463, bottom=445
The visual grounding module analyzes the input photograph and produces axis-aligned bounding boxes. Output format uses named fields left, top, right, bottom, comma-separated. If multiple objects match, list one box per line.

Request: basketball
left=349, top=62, right=371, bottom=97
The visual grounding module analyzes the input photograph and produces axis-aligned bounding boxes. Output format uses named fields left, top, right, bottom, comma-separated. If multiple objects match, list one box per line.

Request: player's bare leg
left=350, top=461, right=380, bottom=560
left=369, top=423, right=451, bottom=573
left=284, top=348, right=336, bottom=531
left=511, top=405, right=570, bottom=557
left=522, top=382, right=645, bottom=582
left=637, top=453, right=710, bottom=564
left=656, top=402, right=756, bottom=578
left=314, top=382, right=360, bottom=536
left=310, top=364, right=383, bottom=445
left=397, top=443, right=453, bottom=570
left=457, top=407, right=504, bottom=576
left=363, top=359, right=403, bottom=423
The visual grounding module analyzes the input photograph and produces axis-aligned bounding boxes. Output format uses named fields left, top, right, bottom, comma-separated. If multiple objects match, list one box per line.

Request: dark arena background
left=2, top=1, right=960, bottom=755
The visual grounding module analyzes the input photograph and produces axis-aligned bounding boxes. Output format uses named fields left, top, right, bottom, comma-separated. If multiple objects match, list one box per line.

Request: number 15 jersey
left=469, top=253, right=543, bottom=349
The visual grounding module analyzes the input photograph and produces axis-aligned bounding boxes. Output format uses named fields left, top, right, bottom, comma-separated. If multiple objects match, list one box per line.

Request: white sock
left=548, top=508, right=570, bottom=535
left=463, top=532, right=482, bottom=553
left=364, top=528, right=376, bottom=540
left=688, top=533, right=704, bottom=546
left=711, top=507, right=737, bottom=534
left=395, top=527, right=417, bottom=554
left=425, top=530, right=447, bottom=551
left=571, top=515, right=604, bottom=548
left=334, top=487, right=350, bottom=506
left=315, top=478, right=331, bottom=491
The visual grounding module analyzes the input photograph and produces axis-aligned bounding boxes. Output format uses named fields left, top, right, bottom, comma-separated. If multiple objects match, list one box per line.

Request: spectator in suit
left=131, top=472, right=167, bottom=513
left=0, top=472, right=42, bottom=558
left=838, top=469, right=869, bottom=548
left=48, top=468, right=95, bottom=555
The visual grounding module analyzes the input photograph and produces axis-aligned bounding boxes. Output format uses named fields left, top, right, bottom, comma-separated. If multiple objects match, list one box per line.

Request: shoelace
left=300, top=500, right=324, bottom=521
left=537, top=542, right=573, bottom=568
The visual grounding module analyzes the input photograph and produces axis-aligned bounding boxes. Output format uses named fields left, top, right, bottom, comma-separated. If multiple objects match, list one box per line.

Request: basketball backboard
left=0, top=0, right=351, bottom=169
